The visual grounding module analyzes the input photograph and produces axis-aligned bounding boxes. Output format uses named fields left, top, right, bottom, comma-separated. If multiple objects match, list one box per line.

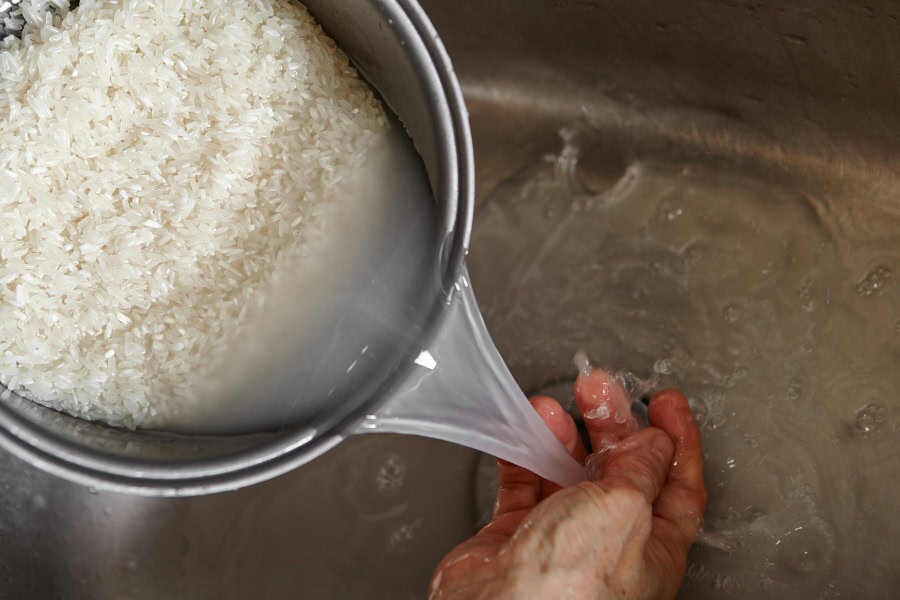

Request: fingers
left=596, top=427, right=675, bottom=506
left=648, top=389, right=707, bottom=552
left=575, top=368, right=640, bottom=449
left=530, top=396, right=587, bottom=463
left=493, top=457, right=542, bottom=517
left=530, top=396, right=587, bottom=497
left=493, top=396, right=584, bottom=517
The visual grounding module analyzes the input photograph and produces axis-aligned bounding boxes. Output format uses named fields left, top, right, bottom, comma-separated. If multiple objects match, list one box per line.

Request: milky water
left=162, top=124, right=444, bottom=434
left=467, top=128, right=900, bottom=597
left=150, top=119, right=587, bottom=485
left=0, top=119, right=443, bottom=437
left=80, top=114, right=587, bottom=495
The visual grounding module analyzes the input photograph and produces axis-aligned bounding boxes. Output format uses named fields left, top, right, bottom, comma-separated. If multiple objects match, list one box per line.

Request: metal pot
left=0, top=0, right=474, bottom=496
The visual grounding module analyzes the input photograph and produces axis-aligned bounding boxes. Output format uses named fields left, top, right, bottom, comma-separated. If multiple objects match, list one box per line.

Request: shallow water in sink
left=466, top=94, right=900, bottom=598
left=0, top=434, right=476, bottom=599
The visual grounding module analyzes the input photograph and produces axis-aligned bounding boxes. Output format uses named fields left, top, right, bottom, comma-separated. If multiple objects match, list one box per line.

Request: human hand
left=428, top=369, right=706, bottom=600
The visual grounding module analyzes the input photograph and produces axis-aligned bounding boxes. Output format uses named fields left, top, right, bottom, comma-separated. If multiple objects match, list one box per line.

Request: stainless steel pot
left=0, top=0, right=474, bottom=496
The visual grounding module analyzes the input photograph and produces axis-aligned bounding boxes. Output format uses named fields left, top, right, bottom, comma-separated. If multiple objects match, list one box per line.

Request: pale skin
left=429, top=369, right=707, bottom=600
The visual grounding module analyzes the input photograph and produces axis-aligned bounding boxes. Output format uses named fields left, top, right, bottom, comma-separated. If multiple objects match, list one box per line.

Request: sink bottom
left=465, top=74, right=900, bottom=599
left=0, top=435, right=477, bottom=599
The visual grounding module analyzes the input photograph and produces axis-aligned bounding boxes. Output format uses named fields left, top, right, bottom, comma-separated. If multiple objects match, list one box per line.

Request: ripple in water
left=468, top=126, right=900, bottom=598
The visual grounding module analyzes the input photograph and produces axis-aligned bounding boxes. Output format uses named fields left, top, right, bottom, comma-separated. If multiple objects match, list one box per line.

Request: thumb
left=589, top=427, right=675, bottom=505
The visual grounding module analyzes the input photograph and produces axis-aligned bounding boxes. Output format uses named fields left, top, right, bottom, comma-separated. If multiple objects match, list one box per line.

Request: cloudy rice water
left=0, top=0, right=389, bottom=428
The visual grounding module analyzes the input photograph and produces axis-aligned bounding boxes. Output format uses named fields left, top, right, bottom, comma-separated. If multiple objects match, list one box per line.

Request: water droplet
left=853, top=403, right=886, bottom=436
left=723, top=304, right=741, bottom=323
left=855, top=266, right=891, bottom=297
left=87, top=486, right=98, bottom=495
left=657, top=200, right=684, bottom=222
left=126, top=559, right=137, bottom=571
left=707, top=413, right=727, bottom=430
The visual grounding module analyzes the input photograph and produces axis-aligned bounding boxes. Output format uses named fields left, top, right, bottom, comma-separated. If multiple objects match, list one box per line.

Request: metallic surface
left=0, top=0, right=474, bottom=496
left=3, top=0, right=900, bottom=597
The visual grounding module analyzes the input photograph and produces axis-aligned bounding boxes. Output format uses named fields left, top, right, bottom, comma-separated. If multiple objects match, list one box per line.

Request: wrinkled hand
left=429, top=369, right=706, bottom=600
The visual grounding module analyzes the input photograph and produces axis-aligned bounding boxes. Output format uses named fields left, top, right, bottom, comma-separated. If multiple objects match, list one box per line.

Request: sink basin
left=3, top=0, right=899, bottom=597
left=0, top=435, right=478, bottom=599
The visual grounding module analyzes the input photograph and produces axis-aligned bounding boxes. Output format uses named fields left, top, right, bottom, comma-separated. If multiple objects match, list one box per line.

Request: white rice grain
left=0, top=0, right=387, bottom=427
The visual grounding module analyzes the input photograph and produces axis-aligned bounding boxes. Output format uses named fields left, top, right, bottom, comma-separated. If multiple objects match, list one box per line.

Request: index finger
left=574, top=369, right=640, bottom=450
left=647, top=389, right=707, bottom=552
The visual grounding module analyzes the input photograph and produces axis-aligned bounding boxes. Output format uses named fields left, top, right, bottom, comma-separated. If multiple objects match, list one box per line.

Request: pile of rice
left=0, top=0, right=387, bottom=427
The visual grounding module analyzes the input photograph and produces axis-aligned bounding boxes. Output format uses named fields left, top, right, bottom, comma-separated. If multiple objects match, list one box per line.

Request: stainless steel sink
left=0, top=435, right=478, bottom=599
left=4, top=1, right=899, bottom=598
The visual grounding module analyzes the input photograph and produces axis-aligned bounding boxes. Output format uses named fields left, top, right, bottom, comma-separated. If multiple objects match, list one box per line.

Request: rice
left=0, top=0, right=387, bottom=427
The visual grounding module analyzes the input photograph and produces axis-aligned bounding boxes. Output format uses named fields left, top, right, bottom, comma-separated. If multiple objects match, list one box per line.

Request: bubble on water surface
left=786, top=378, right=803, bottom=401
left=722, top=304, right=741, bottom=323
left=853, top=402, right=886, bottom=436
left=387, top=518, right=424, bottom=555
left=375, top=454, right=406, bottom=496
left=855, top=266, right=891, bottom=296
left=797, top=278, right=817, bottom=313
left=691, top=389, right=728, bottom=431
left=657, top=200, right=685, bottom=222
left=652, top=358, right=674, bottom=375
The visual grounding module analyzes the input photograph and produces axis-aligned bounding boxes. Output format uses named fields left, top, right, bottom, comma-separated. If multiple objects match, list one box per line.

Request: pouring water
left=358, top=268, right=587, bottom=487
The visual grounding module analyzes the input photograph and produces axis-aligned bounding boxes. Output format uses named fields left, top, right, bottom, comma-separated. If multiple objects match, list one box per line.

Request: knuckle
left=610, top=484, right=651, bottom=512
